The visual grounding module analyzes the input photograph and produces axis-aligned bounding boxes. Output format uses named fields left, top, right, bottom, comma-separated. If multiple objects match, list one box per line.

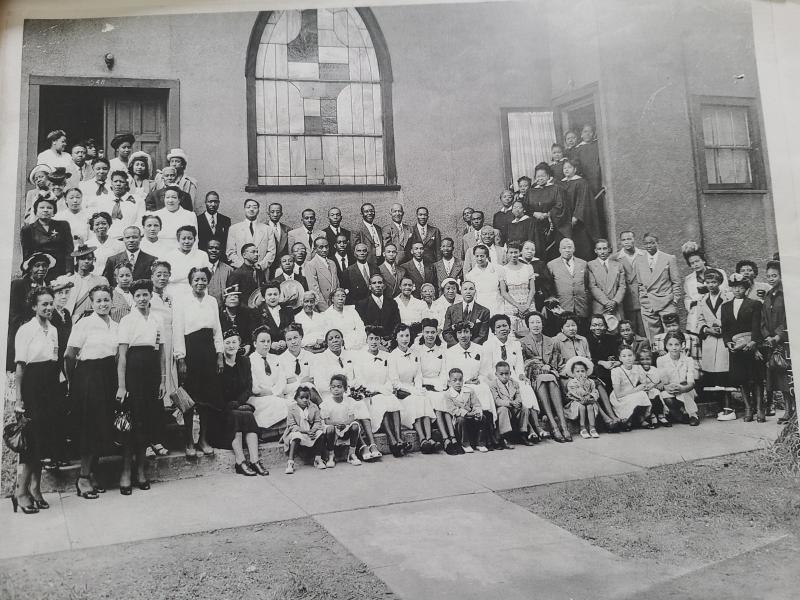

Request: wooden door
left=104, top=89, right=169, bottom=171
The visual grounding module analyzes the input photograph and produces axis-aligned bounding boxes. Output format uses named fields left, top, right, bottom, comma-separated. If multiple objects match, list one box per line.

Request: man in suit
left=461, top=210, right=485, bottom=260
left=351, top=202, right=384, bottom=264
left=288, top=208, right=326, bottom=254
left=197, top=191, right=231, bottom=253
left=206, top=238, right=234, bottom=306
left=323, top=206, right=350, bottom=251
left=356, top=273, right=401, bottom=336
left=257, top=280, right=296, bottom=354
left=635, top=233, right=682, bottom=342
left=407, top=206, right=442, bottom=265
left=382, top=203, right=412, bottom=266
left=442, top=280, right=490, bottom=347
left=616, top=230, right=648, bottom=336
left=226, top=198, right=276, bottom=272
left=332, top=233, right=355, bottom=284
left=492, top=189, right=515, bottom=246
left=274, top=254, right=308, bottom=290
left=586, top=238, right=626, bottom=330
left=102, top=225, right=156, bottom=287
left=304, top=236, right=339, bottom=312
left=266, top=202, right=290, bottom=276
left=464, top=226, right=507, bottom=272
left=433, top=237, right=463, bottom=284
left=547, top=238, right=590, bottom=326
left=379, top=243, right=405, bottom=299
left=345, top=242, right=379, bottom=305
left=400, top=241, right=437, bottom=299
left=228, top=243, right=266, bottom=305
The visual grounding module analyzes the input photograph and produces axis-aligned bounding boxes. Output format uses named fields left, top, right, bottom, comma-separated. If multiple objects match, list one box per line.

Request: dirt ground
left=500, top=449, right=800, bottom=569
left=0, top=518, right=396, bottom=600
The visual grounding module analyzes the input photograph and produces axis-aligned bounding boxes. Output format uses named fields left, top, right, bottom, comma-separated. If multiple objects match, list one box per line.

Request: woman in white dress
left=294, top=291, right=327, bottom=350
left=418, top=283, right=440, bottom=321
left=388, top=323, right=438, bottom=453
left=431, top=278, right=462, bottom=327
left=417, top=318, right=457, bottom=448
left=499, top=241, right=536, bottom=331
left=53, top=187, right=90, bottom=247
left=353, top=325, right=402, bottom=457
left=466, top=244, right=504, bottom=315
left=150, top=187, right=198, bottom=248
left=395, top=276, right=427, bottom=326
left=139, top=215, right=172, bottom=260
left=247, top=326, right=289, bottom=435
left=161, top=225, right=211, bottom=299
left=310, top=329, right=357, bottom=403
left=320, top=288, right=366, bottom=350
left=127, top=151, right=155, bottom=205
left=86, top=212, right=124, bottom=273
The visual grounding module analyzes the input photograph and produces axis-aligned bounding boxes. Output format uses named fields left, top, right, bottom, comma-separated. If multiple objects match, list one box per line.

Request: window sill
left=701, top=189, right=769, bottom=195
left=245, top=184, right=401, bottom=193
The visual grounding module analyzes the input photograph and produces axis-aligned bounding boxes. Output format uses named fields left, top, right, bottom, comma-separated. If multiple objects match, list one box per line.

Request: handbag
left=3, top=414, right=30, bottom=454
left=730, top=332, right=752, bottom=351
left=395, top=389, right=411, bottom=400
left=170, top=386, right=196, bottom=413
left=113, top=408, right=131, bottom=433
left=768, top=347, right=788, bottom=371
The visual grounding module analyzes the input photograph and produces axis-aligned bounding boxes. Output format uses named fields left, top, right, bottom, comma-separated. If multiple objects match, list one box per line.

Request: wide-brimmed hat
left=110, top=133, right=135, bottom=149
left=167, top=148, right=188, bottom=164
left=70, top=244, right=97, bottom=258
left=47, top=167, right=71, bottom=183
left=439, top=277, right=460, bottom=291
left=563, top=355, right=594, bottom=376
left=127, top=150, right=153, bottom=174
left=28, top=164, right=52, bottom=185
left=223, top=284, right=241, bottom=298
left=50, top=274, right=75, bottom=292
left=21, top=252, right=56, bottom=272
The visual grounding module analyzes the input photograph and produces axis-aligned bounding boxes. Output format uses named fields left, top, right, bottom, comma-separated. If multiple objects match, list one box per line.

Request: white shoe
left=717, top=408, right=737, bottom=421
left=369, top=444, right=382, bottom=459
left=580, top=429, right=590, bottom=439
left=462, top=445, right=474, bottom=454
left=326, top=457, right=335, bottom=468
left=285, top=460, right=295, bottom=475
left=475, top=445, right=489, bottom=453
left=314, top=456, right=326, bottom=470
left=589, top=428, right=600, bottom=439
left=348, top=453, right=362, bottom=466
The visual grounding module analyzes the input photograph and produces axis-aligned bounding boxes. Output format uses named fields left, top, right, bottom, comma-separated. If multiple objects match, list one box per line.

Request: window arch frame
left=245, top=8, right=398, bottom=191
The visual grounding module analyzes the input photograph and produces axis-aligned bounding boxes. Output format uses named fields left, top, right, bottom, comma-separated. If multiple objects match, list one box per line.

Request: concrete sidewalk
left=0, top=420, right=775, bottom=598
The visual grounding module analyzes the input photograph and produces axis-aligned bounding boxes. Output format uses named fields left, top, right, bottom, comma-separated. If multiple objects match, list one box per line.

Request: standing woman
left=49, top=275, right=74, bottom=467
left=466, top=245, right=505, bottom=316
left=65, top=285, right=119, bottom=499
left=140, top=214, right=171, bottom=259
left=64, top=244, right=109, bottom=321
left=528, top=162, right=569, bottom=262
left=760, top=260, right=794, bottom=424
left=504, top=199, right=536, bottom=247
left=499, top=241, right=536, bottom=331
left=86, top=212, right=124, bottom=273
left=12, top=287, right=61, bottom=514
left=149, top=261, right=179, bottom=407
left=173, top=267, right=224, bottom=457
left=21, top=195, right=73, bottom=281
left=681, top=242, right=728, bottom=334
left=115, top=279, right=165, bottom=494
left=7, top=252, right=53, bottom=372
left=417, top=318, right=454, bottom=451
left=561, top=157, right=599, bottom=261
left=127, top=151, right=155, bottom=205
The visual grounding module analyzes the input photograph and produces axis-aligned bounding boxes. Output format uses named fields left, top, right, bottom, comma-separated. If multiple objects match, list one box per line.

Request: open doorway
left=37, top=86, right=104, bottom=155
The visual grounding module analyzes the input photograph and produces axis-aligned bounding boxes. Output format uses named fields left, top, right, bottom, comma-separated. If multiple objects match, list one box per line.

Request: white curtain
left=507, top=111, right=556, bottom=186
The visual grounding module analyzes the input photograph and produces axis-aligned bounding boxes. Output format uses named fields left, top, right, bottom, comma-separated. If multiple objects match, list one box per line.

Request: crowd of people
left=6, top=127, right=793, bottom=515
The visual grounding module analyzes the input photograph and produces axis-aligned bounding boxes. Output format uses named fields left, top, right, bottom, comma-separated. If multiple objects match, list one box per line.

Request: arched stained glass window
left=246, top=8, right=396, bottom=189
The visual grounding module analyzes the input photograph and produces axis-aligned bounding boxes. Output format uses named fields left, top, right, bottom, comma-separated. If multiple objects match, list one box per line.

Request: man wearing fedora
left=155, top=148, right=197, bottom=209
left=108, top=132, right=135, bottom=174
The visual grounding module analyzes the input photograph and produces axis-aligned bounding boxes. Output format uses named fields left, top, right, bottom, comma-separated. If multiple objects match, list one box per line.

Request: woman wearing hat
left=36, top=129, right=80, bottom=185
left=64, top=243, right=110, bottom=321
left=219, top=284, right=255, bottom=353
left=21, top=195, right=73, bottom=281
left=431, top=278, right=462, bottom=326
left=108, top=133, right=135, bottom=174
left=50, top=275, right=75, bottom=465
left=24, top=164, right=52, bottom=224
left=681, top=242, right=729, bottom=335
left=127, top=150, right=155, bottom=204
left=6, top=252, right=54, bottom=372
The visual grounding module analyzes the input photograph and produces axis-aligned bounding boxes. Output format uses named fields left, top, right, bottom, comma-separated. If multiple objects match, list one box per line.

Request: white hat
left=562, top=355, right=594, bottom=377
left=28, top=164, right=52, bottom=186
left=166, top=148, right=188, bottom=164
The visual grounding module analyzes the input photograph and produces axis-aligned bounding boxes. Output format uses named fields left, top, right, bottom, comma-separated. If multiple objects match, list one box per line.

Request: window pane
left=714, top=108, right=734, bottom=146
left=730, top=108, right=750, bottom=147
left=704, top=148, right=718, bottom=184
left=712, top=148, right=752, bottom=184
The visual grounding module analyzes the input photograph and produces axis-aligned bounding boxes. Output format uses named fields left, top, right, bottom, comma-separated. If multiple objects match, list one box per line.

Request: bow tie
left=403, top=352, right=411, bottom=358
left=427, top=348, right=437, bottom=353
left=373, top=357, right=383, bottom=362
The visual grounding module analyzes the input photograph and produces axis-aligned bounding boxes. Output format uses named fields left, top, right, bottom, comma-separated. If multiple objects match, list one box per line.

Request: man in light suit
left=197, top=191, right=231, bottom=253
left=288, top=208, right=326, bottom=254
left=616, top=230, right=648, bottom=336
left=323, top=206, right=350, bottom=251
left=442, top=280, right=491, bottom=347
left=267, top=202, right=290, bottom=276
left=382, top=203, right=412, bottom=266
left=102, top=225, right=156, bottom=287
left=345, top=242, right=379, bottom=305
left=304, top=236, right=339, bottom=312
left=433, top=237, right=463, bottom=284
left=379, top=243, right=405, bottom=299
left=586, top=238, right=626, bottom=330
left=635, top=233, right=682, bottom=342
left=226, top=198, right=276, bottom=272
left=547, top=238, right=590, bottom=326
left=351, top=202, right=384, bottom=265
left=206, top=238, right=234, bottom=306
left=406, top=206, right=442, bottom=265
left=464, top=226, right=507, bottom=272
left=461, top=210, right=485, bottom=260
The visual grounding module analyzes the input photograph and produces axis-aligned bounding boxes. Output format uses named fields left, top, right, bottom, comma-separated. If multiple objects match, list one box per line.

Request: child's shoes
left=285, top=460, right=295, bottom=474
left=313, top=456, right=327, bottom=469
left=589, top=428, right=599, bottom=439
left=347, top=451, right=362, bottom=466
left=580, top=429, right=590, bottom=439
left=326, top=457, right=336, bottom=468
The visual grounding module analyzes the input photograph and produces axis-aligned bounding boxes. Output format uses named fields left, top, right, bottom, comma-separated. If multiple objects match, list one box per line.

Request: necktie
left=648, top=255, right=655, bottom=270
left=501, top=345, right=507, bottom=361
left=417, top=262, right=424, bottom=276
left=263, top=355, right=271, bottom=376
left=340, top=256, right=346, bottom=271
left=464, top=304, right=471, bottom=316
left=308, top=232, right=313, bottom=248
left=338, top=356, right=344, bottom=368
left=112, top=199, right=123, bottom=220
left=361, top=263, right=369, bottom=283
left=96, top=183, right=107, bottom=196
left=128, top=253, right=135, bottom=264
left=603, top=260, right=608, bottom=272
left=252, top=267, right=259, bottom=283
left=421, top=227, right=426, bottom=239
left=249, top=221, right=254, bottom=237
left=210, top=214, right=216, bottom=233
left=464, top=351, right=471, bottom=358
left=297, top=266, right=303, bottom=278
left=295, top=358, right=301, bottom=375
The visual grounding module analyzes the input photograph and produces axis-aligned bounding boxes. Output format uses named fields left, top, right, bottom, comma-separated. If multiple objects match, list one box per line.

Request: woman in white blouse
left=396, top=276, right=427, bottom=326
left=12, top=287, right=61, bottom=514
left=115, top=279, right=165, bottom=494
left=466, top=244, right=504, bottom=315
left=150, top=186, right=197, bottom=248
left=139, top=214, right=172, bottom=259
left=321, top=288, right=366, bottom=350
left=149, top=260, right=179, bottom=413
left=294, top=291, right=326, bottom=351
left=172, top=267, right=224, bottom=458
left=389, top=323, right=438, bottom=453
left=86, top=212, right=124, bottom=277
left=162, top=225, right=211, bottom=299
left=310, top=329, right=356, bottom=403
left=416, top=318, right=452, bottom=441
left=247, top=327, right=289, bottom=451
left=65, top=284, right=119, bottom=500
left=127, top=151, right=155, bottom=205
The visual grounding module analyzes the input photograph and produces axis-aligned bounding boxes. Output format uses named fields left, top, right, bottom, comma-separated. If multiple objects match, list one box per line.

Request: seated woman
left=321, top=288, right=366, bottom=351
left=221, top=328, right=267, bottom=476
left=657, top=331, right=700, bottom=426
left=586, top=314, right=621, bottom=392
left=417, top=318, right=454, bottom=451
left=247, top=326, right=288, bottom=438
left=295, top=291, right=327, bottom=351
left=395, top=276, right=427, bottom=329
left=610, top=346, right=657, bottom=429
left=278, top=323, right=318, bottom=402
left=282, top=384, right=329, bottom=474
left=310, top=329, right=356, bottom=404
left=418, top=283, right=440, bottom=324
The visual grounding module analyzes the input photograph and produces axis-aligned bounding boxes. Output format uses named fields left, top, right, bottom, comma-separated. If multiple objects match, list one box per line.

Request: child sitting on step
left=638, top=349, right=670, bottom=427
left=563, top=356, right=601, bottom=439
left=320, top=374, right=364, bottom=467
left=657, top=332, right=700, bottom=426
left=282, top=384, right=329, bottom=474
left=444, top=368, right=487, bottom=454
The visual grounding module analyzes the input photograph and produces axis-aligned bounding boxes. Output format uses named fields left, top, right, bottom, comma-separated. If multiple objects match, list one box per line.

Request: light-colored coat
left=546, top=256, right=590, bottom=317
left=226, top=220, right=277, bottom=271
left=695, top=293, right=730, bottom=373
left=616, top=248, right=646, bottom=313
left=304, top=254, right=340, bottom=312
left=635, top=250, right=682, bottom=314
left=287, top=227, right=326, bottom=254
left=382, top=221, right=413, bottom=265
left=586, top=257, right=626, bottom=318
left=351, top=221, right=385, bottom=264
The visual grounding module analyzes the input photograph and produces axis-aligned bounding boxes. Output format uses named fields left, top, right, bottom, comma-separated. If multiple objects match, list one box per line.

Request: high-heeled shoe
left=119, top=485, right=132, bottom=496
left=235, top=461, right=257, bottom=476
left=75, top=476, right=99, bottom=500
left=90, top=476, right=106, bottom=494
left=11, top=496, right=38, bottom=514
left=251, top=460, right=269, bottom=476
left=32, top=496, right=49, bottom=510
left=136, top=480, right=151, bottom=490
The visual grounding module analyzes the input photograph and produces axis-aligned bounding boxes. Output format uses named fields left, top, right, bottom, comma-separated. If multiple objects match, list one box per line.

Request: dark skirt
left=125, top=346, right=162, bottom=446
left=184, top=328, right=225, bottom=447
left=20, top=361, right=62, bottom=463
left=72, top=356, right=117, bottom=456
left=229, top=408, right=259, bottom=437
left=727, top=349, right=764, bottom=386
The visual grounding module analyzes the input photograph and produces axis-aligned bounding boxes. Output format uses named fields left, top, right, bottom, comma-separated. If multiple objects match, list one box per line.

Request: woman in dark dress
left=219, top=285, right=255, bottom=354
left=48, top=274, right=74, bottom=467
left=20, top=195, right=73, bottom=281
left=527, top=162, right=569, bottom=262
left=721, top=274, right=763, bottom=421
left=115, top=279, right=166, bottom=494
left=7, top=252, right=53, bottom=372
left=573, top=125, right=603, bottom=196
left=759, top=261, right=794, bottom=424
left=12, top=287, right=61, bottom=514
left=561, top=157, right=600, bottom=261
left=504, top=199, right=536, bottom=247
left=586, top=314, right=621, bottom=393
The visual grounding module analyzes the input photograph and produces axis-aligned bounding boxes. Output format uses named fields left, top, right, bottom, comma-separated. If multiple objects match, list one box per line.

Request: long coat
left=696, top=293, right=729, bottom=373
left=720, top=297, right=763, bottom=385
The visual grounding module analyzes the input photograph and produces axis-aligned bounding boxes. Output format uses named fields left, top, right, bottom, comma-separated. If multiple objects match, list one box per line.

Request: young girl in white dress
left=610, top=346, right=656, bottom=429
